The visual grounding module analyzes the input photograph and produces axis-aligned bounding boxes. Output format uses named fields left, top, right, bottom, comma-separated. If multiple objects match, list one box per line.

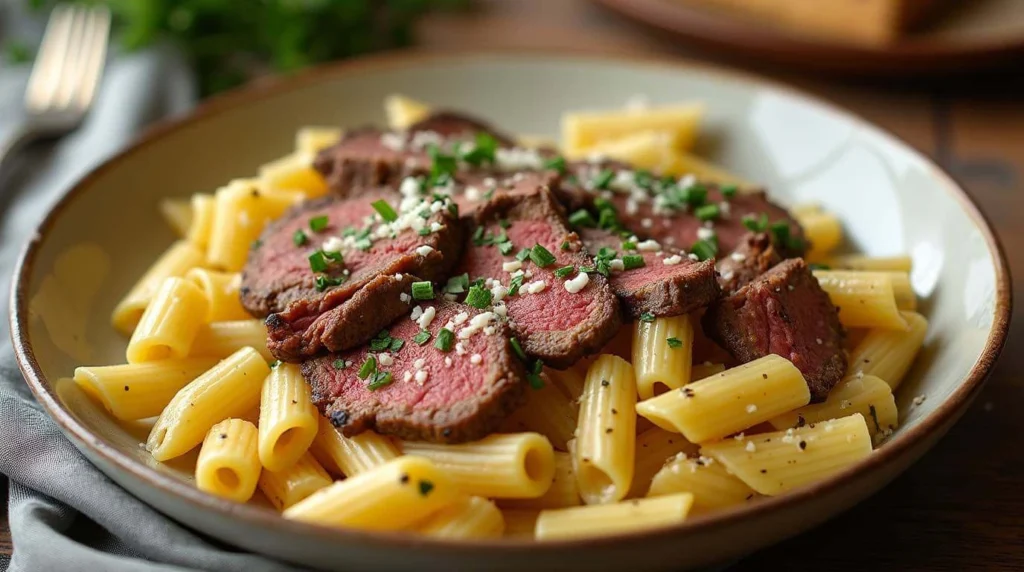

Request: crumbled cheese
left=625, top=198, right=639, bottom=215
left=697, top=227, right=715, bottom=240
left=564, top=272, right=590, bottom=293
left=609, top=259, right=625, bottom=272
left=745, top=404, right=758, bottom=414
left=470, top=354, right=482, bottom=365
left=663, top=255, right=683, bottom=266
left=417, top=306, right=436, bottom=329
left=414, top=370, right=428, bottom=385
left=444, top=357, right=453, bottom=367
left=510, top=269, right=525, bottom=279
left=636, top=239, right=661, bottom=252
left=524, top=280, right=547, bottom=295
left=524, top=270, right=534, bottom=279
left=464, top=186, right=481, bottom=202
left=721, top=270, right=735, bottom=281
left=730, top=252, right=747, bottom=262
left=719, top=201, right=731, bottom=217
left=491, top=284, right=508, bottom=302
left=688, top=253, right=699, bottom=261
left=429, top=222, right=444, bottom=232
left=410, top=306, right=423, bottom=321
left=413, top=358, right=425, bottom=369
left=495, top=147, right=544, bottom=171
left=745, top=441, right=756, bottom=453
left=483, top=325, right=496, bottom=336
left=816, top=337, right=823, bottom=345
left=409, top=130, right=443, bottom=150
left=678, top=174, right=697, bottom=188
left=455, top=342, right=467, bottom=355
left=416, top=245, right=434, bottom=257
left=403, top=371, right=412, bottom=382
left=641, top=218, right=654, bottom=229
left=912, top=394, right=927, bottom=407
left=454, top=312, right=469, bottom=325
left=503, top=260, right=522, bottom=272
left=493, top=302, right=507, bottom=318
left=840, top=399, right=852, bottom=410
left=378, top=353, right=394, bottom=366
left=399, top=293, right=411, bottom=304
left=380, top=132, right=406, bottom=151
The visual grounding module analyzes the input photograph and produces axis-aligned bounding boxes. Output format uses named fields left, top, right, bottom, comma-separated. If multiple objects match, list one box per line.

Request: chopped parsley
left=769, top=221, right=805, bottom=252
left=293, top=229, right=308, bottom=246
left=507, top=274, right=525, bottom=296
left=666, top=337, right=683, bottom=349
left=367, top=372, right=393, bottom=391
left=270, top=360, right=282, bottom=368
left=742, top=213, right=769, bottom=232
left=426, top=144, right=458, bottom=186
left=411, top=281, right=435, bottom=301
left=308, top=251, right=329, bottom=273
left=389, top=338, right=404, bottom=351
left=461, top=132, right=498, bottom=167
left=499, top=218, right=512, bottom=229
left=314, top=275, right=345, bottom=291
left=691, top=239, right=718, bottom=261
left=527, top=359, right=545, bottom=389
left=369, top=330, right=394, bottom=351
left=569, top=209, right=597, bottom=228
left=434, top=328, right=455, bottom=352
left=554, top=265, right=575, bottom=279
left=695, top=204, right=720, bottom=221
left=309, top=215, right=329, bottom=232
left=622, top=254, right=645, bottom=270
left=720, top=184, right=738, bottom=198
left=465, top=285, right=493, bottom=309
left=515, top=248, right=532, bottom=262
left=621, top=240, right=637, bottom=251
left=445, top=273, right=470, bottom=294
left=639, top=312, right=655, bottom=323
left=418, top=480, right=435, bottom=496
left=529, top=244, right=557, bottom=267
left=371, top=199, right=398, bottom=222
left=498, top=241, right=515, bottom=255
left=680, top=183, right=707, bottom=207
left=413, top=330, right=431, bottom=345
left=543, top=156, right=567, bottom=174
left=509, top=337, right=528, bottom=361
left=592, top=169, right=614, bottom=190
left=357, top=356, right=377, bottom=380
left=332, top=359, right=346, bottom=370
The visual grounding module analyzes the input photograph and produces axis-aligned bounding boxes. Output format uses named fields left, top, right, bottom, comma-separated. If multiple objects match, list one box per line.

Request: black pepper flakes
left=399, top=473, right=410, bottom=484
left=611, top=408, right=618, bottom=415
left=762, top=373, right=768, bottom=379
left=760, top=469, right=767, bottom=474
left=219, top=433, right=227, bottom=439
left=799, top=440, right=807, bottom=450
left=124, top=385, right=129, bottom=391
left=682, top=387, right=695, bottom=398
left=418, top=480, right=434, bottom=496
left=796, top=415, right=806, bottom=428
left=330, top=410, right=350, bottom=427
left=605, top=428, right=613, bottom=434
left=600, top=379, right=610, bottom=387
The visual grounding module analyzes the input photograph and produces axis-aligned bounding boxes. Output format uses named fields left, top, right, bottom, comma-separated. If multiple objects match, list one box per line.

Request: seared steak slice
left=716, top=232, right=782, bottom=294
left=406, top=111, right=516, bottom=146
left=455, top=188, right=621, bottom=369
left=560, top=164, right=806, bottom=259
left=304, top=300, right=527, bottom=443
left=577, top=228, right=720, bottom=319
left=702, top=258, right=846, bottom=401
left=241, top=189, right=464, bottom=361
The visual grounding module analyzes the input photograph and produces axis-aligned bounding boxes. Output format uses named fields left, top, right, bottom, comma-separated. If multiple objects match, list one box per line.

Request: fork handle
left=0, top=122, right=39, bottom=174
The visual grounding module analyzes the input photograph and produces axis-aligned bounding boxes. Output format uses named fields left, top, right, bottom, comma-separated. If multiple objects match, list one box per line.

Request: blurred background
left=1, top=0, right=1021, bottom=570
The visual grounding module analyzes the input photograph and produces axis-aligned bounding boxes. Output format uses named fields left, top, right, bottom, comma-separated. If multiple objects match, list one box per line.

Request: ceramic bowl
left=9, top=51, right=1011, bottom=571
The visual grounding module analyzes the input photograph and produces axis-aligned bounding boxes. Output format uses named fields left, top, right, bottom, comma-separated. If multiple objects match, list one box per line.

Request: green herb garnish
left=465, top=285, right=493, bottom=309
left=695, top=204, right=720, bottom=221
left=293, top=229, right=308, bottom=246
left=639, top=312, right=655, bottom=323
left=367, top=372, right=393, bottom=391
left=622, top=254, right=645, bottom=270
left=371, top=199, right=398, bottom=222
left=507, top=274, right=525, bottom=296
left=509, top=337, right=528, bottom=361
left=569, top=209, right=597, bottom=228
left=721, top=184, right=738, bottom=198
left=543, top=156, right=567, bottom=174
left=445, top=273, right=469, bottom=294
left=515, top=248, right=532, bottom=262
left=308, top=251, right=329, bottom=273
left=666, top=337, right=683, bottom=349
left=554, top=265, right=575, bottom=279
left=357, top=356, right=377, bottom=380
left=314, top=275, right=345, bottom=292
left=413, top=330, right=431, bottom=345
left=498, top=241, right=515, bottom=255
left=742, top=213, right=769, bottom=232
left=309, top=215, right=329, bottom=232
left=411, top=281, right=434, bottom=301
left=593, top=169, right=614, bottom=190
left=691, top=239, right=717, bottom=261
left=461, top=132, right=498, bottom=167
left=434, top=328, right=455, bottom=352
left=529, top=244, right=557, bottom=268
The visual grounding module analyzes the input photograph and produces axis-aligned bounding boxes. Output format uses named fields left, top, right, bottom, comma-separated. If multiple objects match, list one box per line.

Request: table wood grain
left=4, top=1, right=1023, bottom=568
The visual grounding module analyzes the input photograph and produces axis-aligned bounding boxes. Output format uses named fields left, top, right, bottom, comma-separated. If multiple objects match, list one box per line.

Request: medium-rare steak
left=454, top=188, right=621, bottom=369
left=560, top=163, right=807, bottom=259
left=303, top=299, right=527, bottom=443
left=241, top=185, right=464, bottom=362
left=716, top=232, right=782, bottom=294
left=577, top=227, right=720, bottom=319
left=702, top=258, right=846, bottom=401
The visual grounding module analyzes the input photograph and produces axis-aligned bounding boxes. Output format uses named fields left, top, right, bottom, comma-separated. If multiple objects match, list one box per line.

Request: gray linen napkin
left=0, top=10, right=301, bottom=571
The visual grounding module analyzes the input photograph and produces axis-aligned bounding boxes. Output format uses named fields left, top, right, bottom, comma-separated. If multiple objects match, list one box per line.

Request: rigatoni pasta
left=206, top=181, right=303, bottom=271
left=159, top=198, right=192, bottom=238
left=500, top=374, right=578, bottom=451
left=186, top=193, right=216, bottom=250
left=258, top=152, right=328, bottom=198
left=629, top=427, right=699, bottom=498
left=636, top=354, right=810, bottom=443
left=821, top=254, right=913, bottom=272
left=195, top=418, right=261, bottom=502
left=575, top=355, right=638, bottom=504
left=184, top=268, right=250, bottom=322
left=111, top=240, right=205, bottom=335
left=768, top=375, right=898, bottom=443
left=258, top=363, right=319, bottom=471
left=415, top=496, right=505, bottom=539
left=402, top=433, right=555, bottom=499
left=647, top=455, right=755, bottom=514
left=190, top=319, right=273, bottom=362
left=701, top=414, right=873, bottom=496
left=813, top=270, right=908, bottom=330
left=295, top=126, right=343, bottom=155
left=535, top=493, right=694, bottom=540
left=73, top=358, right=217, bottom=421
left=126, top=277, right=209, bottom=363
left=632, top=314, right=693, bottom=400
left=847, top=311, right=928, bottom=390
left=499, top=452, right=581, bottom=510
left=309, top=416, right=400, bottom=477
left=258, top=452, right=333, bottom=511
left=562, top=102, right=703, bottom=156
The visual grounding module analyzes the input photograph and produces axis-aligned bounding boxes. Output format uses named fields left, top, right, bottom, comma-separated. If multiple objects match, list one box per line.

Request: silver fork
left=0, top=4, right=111, bottom=171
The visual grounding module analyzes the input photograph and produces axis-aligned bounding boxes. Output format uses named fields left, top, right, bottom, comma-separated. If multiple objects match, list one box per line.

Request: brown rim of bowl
left=8, top=48, right=1013, bottom=553
left=591, top=0, right=1024, bottom=74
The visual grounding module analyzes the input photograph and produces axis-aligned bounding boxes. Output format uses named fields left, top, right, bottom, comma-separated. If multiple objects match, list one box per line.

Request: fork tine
left=52, top=5, right=89, bottom=109
left=73, top=7, right=111, bottom=110
left=25, top=4, right=73, bottom=111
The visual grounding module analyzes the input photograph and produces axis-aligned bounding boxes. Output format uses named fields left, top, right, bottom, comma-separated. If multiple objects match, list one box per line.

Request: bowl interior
left=11, top=53, right=1005, bottom=564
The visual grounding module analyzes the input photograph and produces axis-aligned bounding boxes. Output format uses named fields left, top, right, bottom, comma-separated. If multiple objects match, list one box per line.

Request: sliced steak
left=241, top=189, right=464, bottom=361
left=560, top=164, right=806, bottom=259
left=455, top=188, right=621, bottom=369
left=716, top=232, right=782, bottom=294
left=406, top=112, right=516, bottom=146
left=304, top=300, right=527, bottom=443
left=577, top=227, right=720, bottom=319
left=701, top=258, right=846, bottom=401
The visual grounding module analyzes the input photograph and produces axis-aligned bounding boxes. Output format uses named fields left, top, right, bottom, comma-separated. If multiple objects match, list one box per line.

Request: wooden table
left=3, top=1, right=1023, bottom=568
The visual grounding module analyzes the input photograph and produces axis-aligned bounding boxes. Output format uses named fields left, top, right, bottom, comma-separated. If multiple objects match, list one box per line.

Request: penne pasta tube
left=547, top=365, right=585, bottom=402
left=195, top=418, right=261, bottom=502
left=73, top=358, right=218, bottom=421
left=884, top=271, right=916, bottom=311
left=647, top=455, right=755, bottom=514
left=535, top=493, right=694, bottom=541
left=636, top=354, right=811, bottom=444
left=629, top=427, right=699, bottom=498
left=190, top=319, right=272, bottom=362
left=295, top=126, right=343, bottom=155
left=402, top=433, right=556, bottom=499
left=207, top=181, right=303, bottom=271
left=633, top=314, right=694, bottom=400
left=500, top=373, right=578, bottom=451
left=187, top=194, right=216, bottom=250
left=821, top=254, right=912, bottom=273
left=257, top=452, right=333, bottom=511
left=769, top=374, right=897, bottom=436
left=562, top=102, right=703, bottom=156
left=159, top=198, right=192, bottom=238
left=185, top=268, right=250, bottom=322
left=147, top=347, right=270, bottom=461
left=847, top=311, right=928, bottom=390
left=663, top=150, right=752, bottom=187
left=581, top=130, right=680, bottom=173
left=415, top=496, right=505, bottom=539
left=575, top=355, right=638, bottom=505
left=502, top=509, right=540, bottom=539
left=126, top=277, right=210, bottom=363
left=690, top=362, right=726, bottom=381
left=797, top=211, right=843, bottom=256
left=701, top=414, right=873, bottom=496
left=500, top=452, right=581, bottom=510
left=283, top=456, right=457, bottom=530
left=112, top=240, right=205, bottom=335
left=384, top=94, right=431, bottom=129
left=308, top=416, right=400, bottom=478
left=258, top=363, right=319, bottom=471
left=813, top=270, right=908, bottom=330
left=258, top=152, right=328, bottom=198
